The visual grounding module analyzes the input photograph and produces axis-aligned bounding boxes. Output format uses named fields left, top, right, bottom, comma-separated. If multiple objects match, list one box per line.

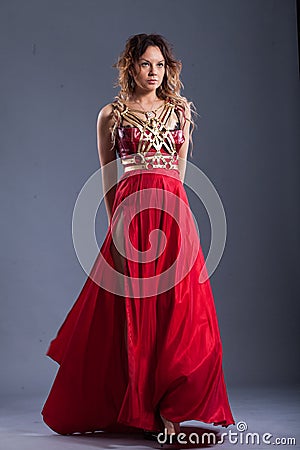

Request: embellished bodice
left=113, top=99, right=186, bottom=159
left=116, top=126, right=185, bottom=158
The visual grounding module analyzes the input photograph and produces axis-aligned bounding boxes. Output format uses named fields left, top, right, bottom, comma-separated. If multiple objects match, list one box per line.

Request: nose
left=148, top=64, right=157, bottom=75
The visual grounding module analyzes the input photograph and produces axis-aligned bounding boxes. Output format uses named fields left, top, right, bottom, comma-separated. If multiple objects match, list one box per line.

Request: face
left=131, top=45, right=166, bottom=93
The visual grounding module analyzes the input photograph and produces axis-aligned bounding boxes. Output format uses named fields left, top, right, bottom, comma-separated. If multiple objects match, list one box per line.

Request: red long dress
left=41, top=100, right=235, bottom=435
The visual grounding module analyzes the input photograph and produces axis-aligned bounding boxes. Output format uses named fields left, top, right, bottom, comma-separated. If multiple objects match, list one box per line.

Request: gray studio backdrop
left=0, top=0, right=299, bottom=399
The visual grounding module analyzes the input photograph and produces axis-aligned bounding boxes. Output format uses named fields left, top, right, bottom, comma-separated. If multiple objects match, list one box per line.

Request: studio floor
left=0, top=386, right=299, bottom=450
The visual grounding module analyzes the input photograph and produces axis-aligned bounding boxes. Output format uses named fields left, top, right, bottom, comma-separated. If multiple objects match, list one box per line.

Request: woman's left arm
left=178, top=103, right=191, bottom=183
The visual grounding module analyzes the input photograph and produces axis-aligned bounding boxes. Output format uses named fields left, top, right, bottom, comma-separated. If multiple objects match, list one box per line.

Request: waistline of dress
left=121, top=152, right=179, bottom=173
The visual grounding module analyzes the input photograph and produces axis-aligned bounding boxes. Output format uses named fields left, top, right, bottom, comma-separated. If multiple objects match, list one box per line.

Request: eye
left=157, top=62, right=164, bottom=67
left=141, top=62, right=149, bottom=67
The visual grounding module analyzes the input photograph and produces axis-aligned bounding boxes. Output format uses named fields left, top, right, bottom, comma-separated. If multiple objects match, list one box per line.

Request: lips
left=147, top=79, right=158, bottom=83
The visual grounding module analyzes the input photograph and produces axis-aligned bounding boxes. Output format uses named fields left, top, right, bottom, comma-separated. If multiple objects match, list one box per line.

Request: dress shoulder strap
left=110, top=99, right=125, bottom=127
left=173, top=102, right=187, bottom=130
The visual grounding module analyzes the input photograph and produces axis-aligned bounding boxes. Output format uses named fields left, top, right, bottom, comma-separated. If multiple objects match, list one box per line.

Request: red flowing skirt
left=41, top=167, right=235, bottom=434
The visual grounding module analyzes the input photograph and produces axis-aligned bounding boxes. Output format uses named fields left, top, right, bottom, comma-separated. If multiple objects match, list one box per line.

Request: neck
left=130, top=89, right=159, bottom=105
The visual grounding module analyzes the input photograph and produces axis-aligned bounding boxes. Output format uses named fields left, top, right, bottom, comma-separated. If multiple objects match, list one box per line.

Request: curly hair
left=111, top=33, right=198, bottom=158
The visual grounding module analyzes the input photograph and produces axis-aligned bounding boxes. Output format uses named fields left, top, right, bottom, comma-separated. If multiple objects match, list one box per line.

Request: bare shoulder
left=97, top=102, right=115, bottom=126
left=181, top=96, right=192, bottom=120
left=96, top=103, right=118, bottom=160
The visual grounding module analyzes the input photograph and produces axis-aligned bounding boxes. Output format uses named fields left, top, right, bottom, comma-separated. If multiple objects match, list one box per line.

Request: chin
left=145, top=85, right=160, bottom=92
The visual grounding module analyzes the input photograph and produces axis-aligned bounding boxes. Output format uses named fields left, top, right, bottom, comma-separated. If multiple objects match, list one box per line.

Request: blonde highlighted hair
left=110, top=33, right=198, bottom=157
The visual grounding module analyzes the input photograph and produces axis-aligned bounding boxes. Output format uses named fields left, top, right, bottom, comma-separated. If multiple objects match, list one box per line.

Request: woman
left=41, top=33, right=235, bottom=444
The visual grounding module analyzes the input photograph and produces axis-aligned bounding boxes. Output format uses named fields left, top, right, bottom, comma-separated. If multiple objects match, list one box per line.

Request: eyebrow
left=139, top=58, right=165, bottom=63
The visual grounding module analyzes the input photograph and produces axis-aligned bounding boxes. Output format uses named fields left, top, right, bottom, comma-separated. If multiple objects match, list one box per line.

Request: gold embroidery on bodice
left=119, top=101, right=178, bottom=156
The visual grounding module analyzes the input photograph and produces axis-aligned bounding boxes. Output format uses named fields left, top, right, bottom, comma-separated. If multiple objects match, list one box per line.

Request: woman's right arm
left=96, top=104, right=118, bottom=224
